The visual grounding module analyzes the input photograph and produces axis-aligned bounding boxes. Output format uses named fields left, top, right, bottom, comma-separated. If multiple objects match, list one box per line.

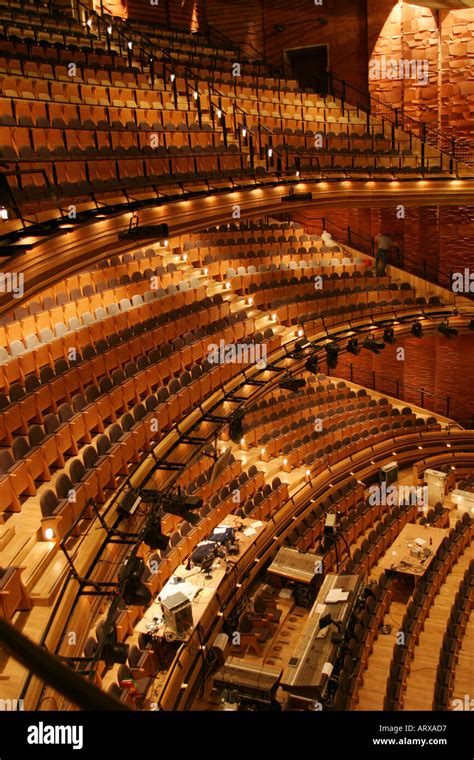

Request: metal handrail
left=335, top=359, right=473, bottom=427
left=304, top=217, right=472, bottom=301
left=203, top=19, right=471, bottom=167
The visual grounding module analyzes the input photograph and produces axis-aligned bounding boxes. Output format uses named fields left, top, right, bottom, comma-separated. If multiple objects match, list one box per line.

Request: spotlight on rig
left=411, top=321, right=423, bottom=339
left=123, top=578, right=152, bottom=606
left=383, top=326, right=396, bottom=345
left=325, top=343, right=339, bottom=369
left=279, top=375, right=306, bottom=392
left=119, top=557, right=152, bottom=606
left=229, top=409, right=245, bottom=444
left=102, top=631, right=129, bottom=668
left=438, top=321, right=458, bottom=339
left=160, top=491, right=203, bottom=525
left=293, top=337, right=310, bottom=354
left=305, top=354, right=320, bottom=375
left=143, top=519, right=170, bottom=551
left=346, top=337, right=361, bottom=356
left=363, top=337, right=385, bottom=354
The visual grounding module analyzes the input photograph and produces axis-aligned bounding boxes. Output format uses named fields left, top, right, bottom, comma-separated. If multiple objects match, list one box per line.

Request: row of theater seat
left=433, top=560, right=474, bottom=710
left=0, top=245, right=376, bottom=383
left=0, top=302, right=271, bottom=461
left=0, top=301, right=265, bottom=437
left=0, top=8, right=438, bottom=226
left=0, top=316, right=278, bottom=524
left=384, top=517, right=473, bottom=710
left=0, top=221, right=305, bottom=376
left=333, top=573, right=394, bottom=710
left=0, top=284, right=220, bottom=380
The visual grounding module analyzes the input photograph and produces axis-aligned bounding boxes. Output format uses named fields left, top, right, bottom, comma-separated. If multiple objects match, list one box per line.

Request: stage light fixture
left=291, top=337, right=309, bottom=355
left=346, top=337, right=360, bottom=355
left=438, top=322, right=458, bottom=339
left=279, top=376, right=306, bottom=392
left=383, top=327, right=396, bottom=345
left=123, top=579, right=152, bottom=606
left=119, top=556, right=152, bottom=606
left=411, top=321, right=423, bottom=338
left=305, top=354, right=320, bottom=375
left=143, top=521, right=170, bottom=551
left=363, top=337, right=385, bottom=354
left=102, top=633, right=129, bottom=668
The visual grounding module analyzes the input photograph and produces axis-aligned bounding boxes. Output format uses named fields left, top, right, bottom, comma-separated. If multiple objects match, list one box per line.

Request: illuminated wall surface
left=369, top=1, right=474, bottom=142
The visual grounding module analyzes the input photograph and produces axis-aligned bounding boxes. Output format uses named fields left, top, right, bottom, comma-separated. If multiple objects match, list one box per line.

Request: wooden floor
left=451, top=612, right=474, bottom=707
left=357, top=490, right=474, bottom=712
left=402, top=547, right=474, bottom=710
left=356, top=600, right=406, bottom=710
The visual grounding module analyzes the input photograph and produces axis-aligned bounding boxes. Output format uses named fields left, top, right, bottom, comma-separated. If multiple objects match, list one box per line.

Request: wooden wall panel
left=336, top=333, right=474, bottom=425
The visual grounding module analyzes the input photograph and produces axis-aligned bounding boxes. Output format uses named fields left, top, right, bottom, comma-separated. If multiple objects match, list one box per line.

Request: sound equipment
left=161, top=592, right=193, bottom=636
left=213, top=657, right=282, bottom=704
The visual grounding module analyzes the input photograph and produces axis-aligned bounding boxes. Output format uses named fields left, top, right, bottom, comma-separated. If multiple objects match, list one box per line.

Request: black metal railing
left=203, top=20, right=473, bottom=169
left=294, top=215, right=472, bottom=301
left=336, top=360, right=473, bottom=428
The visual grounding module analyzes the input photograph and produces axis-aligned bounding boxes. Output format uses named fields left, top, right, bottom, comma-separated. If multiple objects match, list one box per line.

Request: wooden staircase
left=403, top=544, right=474, bottom=710
left=355, top=599, right=406, bottom=710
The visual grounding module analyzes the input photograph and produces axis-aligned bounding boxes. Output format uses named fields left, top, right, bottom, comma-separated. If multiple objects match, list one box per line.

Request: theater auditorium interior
left=0, top=0, right=473, bottom=721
